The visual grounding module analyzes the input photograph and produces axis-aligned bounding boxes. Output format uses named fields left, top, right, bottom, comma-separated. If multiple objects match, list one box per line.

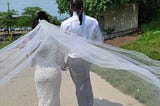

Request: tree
left=56, top=0, right=160, bottom=24
left=16, top=6, right=61, bottom=28
left=56, top=0, right=138, bottom=17
left=21, top=6, right=42, bottom=26
left=0, top=10, right=17, bottom=27
left=47, top=14, right=61, bottom=26
left=22, top=7, right=42, bottom=17
left=56, top=0, right=70, bottom=14
left=16, top=16, right=32, bottom=28
left=0, top=9, right=17, bottom=35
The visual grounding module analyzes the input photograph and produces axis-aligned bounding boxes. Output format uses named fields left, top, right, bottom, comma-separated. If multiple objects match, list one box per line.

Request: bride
left=0, top=11, right=66, bottom=106
left=31, top=11, right=64, bottom=106
left=0, top=12, right=160, bottom=106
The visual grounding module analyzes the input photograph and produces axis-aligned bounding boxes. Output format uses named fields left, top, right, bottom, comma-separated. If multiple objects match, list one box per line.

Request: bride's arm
left=55, top=43, right=68, bottom=70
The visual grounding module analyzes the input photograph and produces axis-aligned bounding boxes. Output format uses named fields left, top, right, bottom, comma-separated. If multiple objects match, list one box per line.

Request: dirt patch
left=105, top=33, right=141, bottom=47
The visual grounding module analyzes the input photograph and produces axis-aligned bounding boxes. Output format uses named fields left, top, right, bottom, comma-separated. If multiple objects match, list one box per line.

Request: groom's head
left=70, top=0, right=83, bottom=13
left=70, top=0, right=83, bottom=25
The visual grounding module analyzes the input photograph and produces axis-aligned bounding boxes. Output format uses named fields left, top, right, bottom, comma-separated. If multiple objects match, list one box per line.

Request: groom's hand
left=61, top=66, right=67, bottom=71
left=61, top=63, right=68, bottom=71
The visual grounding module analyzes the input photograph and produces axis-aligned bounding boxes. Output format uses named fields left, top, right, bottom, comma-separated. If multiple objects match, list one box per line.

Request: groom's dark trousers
left=67, top=57, right=93, bottom=106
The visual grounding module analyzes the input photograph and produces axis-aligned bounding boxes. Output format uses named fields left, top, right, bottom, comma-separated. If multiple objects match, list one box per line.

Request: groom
left=61, top=0, right=104, bottom=106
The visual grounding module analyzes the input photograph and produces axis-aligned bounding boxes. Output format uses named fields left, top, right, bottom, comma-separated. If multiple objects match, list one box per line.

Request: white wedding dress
left=32, top=41, right=65, bottom=106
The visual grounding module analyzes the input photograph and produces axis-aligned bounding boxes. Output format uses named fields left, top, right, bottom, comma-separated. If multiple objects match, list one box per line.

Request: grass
left=122, top=19, right=160, bottom=60
left=0, top=41, right=12, bottom=49
left=92, top=66, right=160, bottom=106
left=92, top=19, right=160, bottom=106
left=0, top=31, right=28, bottom=49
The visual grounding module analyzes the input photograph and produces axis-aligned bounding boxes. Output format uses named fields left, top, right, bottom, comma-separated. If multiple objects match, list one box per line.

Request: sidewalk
left=0, top=67, right=145, bottom=106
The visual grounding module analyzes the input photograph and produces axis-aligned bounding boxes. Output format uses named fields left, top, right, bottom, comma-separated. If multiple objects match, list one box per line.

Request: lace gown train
left=35, top=65, right=61, bottom=106
left=31, top=41, right=65, bottom=106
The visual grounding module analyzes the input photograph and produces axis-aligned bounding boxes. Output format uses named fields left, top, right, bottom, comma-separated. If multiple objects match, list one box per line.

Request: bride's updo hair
left=37, top=11, right=49, bottom=21
left=32, top=11, right=49, bottom=29
left=70, top=0, right=83, bottom=25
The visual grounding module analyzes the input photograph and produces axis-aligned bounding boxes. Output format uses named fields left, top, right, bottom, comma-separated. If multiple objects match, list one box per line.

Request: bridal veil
left=0, top=20, right=160, bottom=91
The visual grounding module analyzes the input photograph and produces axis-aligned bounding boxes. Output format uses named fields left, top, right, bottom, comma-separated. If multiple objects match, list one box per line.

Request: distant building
left=98, top=3, right=138, bottom=39
left=13, top=15, right=19, bottom=20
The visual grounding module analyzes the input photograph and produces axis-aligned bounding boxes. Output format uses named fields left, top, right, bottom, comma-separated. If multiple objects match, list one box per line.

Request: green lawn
left=0, top=41, right=12, bottom=49
left=122, top=19, right=160, bottom=60
left=0, top=31, right=28, bottom=49
left=92, top=66, right=160, bottom=106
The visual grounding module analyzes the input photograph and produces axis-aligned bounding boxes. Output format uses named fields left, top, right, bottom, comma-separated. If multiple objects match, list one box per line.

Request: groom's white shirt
left=61, top=12, right=104, bottom=58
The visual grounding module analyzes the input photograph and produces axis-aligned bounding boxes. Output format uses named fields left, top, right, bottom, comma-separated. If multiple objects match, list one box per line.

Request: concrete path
left=0, top=67, right=145, bottom=106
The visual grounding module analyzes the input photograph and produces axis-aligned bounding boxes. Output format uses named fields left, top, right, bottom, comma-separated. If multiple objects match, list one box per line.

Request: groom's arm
left=93, top=21, right=104, bottom=43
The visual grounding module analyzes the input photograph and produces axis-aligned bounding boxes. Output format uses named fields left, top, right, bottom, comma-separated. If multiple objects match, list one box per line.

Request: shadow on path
left=94, top=98, right=123, bottom=106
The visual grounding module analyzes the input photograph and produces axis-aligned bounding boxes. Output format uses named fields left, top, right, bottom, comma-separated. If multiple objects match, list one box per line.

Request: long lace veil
left=0, top=20, right=160, bottom=91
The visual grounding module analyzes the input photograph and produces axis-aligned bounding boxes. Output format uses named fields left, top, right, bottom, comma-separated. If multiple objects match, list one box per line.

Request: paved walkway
left=0, top=67, right=145, bottom=106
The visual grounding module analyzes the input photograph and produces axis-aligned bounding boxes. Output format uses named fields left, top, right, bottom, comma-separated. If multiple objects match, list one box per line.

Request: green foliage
left=56, top=0, right=138, bottom=17
left=84, top=0, right=138, bottom=16
left=47, top=14, right=61, bottom=26
left=16, top=6, right=61, bottom=27
left=56, top=0, right=70, bottom=14
left=122, top=19, right=160, bottom=60
left=0, top=10, right=17, bottom=28
left=0, top=40, right=12, bottom=49
left=20, top=7, right=42, bottom=27
left=0, top=6, right=61, bottom=31
left=51, top=19, right=61, bottom=26
left=16, top=15, right=32, bottom=27
left=22, top=7, right=42, bottom=18
left=56, top=0, right=160, bottom=22
left=0, top=10, right=18, bottom=35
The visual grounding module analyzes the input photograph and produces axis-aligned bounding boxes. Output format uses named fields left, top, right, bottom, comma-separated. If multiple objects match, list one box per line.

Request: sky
left=0, top=0, right=69, bottom=19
